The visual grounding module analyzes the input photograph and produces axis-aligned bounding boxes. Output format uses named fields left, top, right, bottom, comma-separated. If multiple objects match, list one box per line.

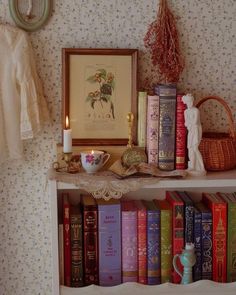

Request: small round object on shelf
left=121, top=147, right=147, bottom=168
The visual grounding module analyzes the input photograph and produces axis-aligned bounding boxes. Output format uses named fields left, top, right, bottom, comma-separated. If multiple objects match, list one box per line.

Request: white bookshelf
left=49, top=169, right=236, bottom=295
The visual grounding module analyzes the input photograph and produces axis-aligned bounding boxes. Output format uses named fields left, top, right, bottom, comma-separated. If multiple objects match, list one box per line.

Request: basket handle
left=196, top=95, right=236, bottom=138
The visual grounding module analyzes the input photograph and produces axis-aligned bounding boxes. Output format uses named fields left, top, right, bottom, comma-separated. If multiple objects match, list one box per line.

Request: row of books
left=137, top=84, right=187, bottom=171
left=59, top=191, right=236, bottom=288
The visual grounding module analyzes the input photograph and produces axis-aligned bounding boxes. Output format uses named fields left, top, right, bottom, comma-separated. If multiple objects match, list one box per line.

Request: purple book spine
left=98, top=203, right=121, bottom=286
left=146, top=95, right=159, bottom=165
left=122, top=210, right=138, bottom=282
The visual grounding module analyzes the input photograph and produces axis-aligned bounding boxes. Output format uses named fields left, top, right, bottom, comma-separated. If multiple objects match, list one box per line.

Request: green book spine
left=160, top=208, right=172, bottom=283
left=154, top=199, right=172, bottom=283
left=227, top=202, right=236, bottom=282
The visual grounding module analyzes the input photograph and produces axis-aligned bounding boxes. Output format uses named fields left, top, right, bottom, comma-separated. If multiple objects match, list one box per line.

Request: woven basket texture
left=196, top=96, right=236, bottom=171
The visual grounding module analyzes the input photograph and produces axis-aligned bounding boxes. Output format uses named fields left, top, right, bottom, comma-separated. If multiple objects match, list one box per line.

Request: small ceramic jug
left=173, top=243, right=196, bottom=284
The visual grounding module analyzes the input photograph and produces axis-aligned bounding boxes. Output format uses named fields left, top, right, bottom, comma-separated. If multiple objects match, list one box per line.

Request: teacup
left=80, top=150, right=110, bottom=173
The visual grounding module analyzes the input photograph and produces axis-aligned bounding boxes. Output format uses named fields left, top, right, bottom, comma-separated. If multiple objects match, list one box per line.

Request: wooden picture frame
left=62, top=48, right=138, bottom=146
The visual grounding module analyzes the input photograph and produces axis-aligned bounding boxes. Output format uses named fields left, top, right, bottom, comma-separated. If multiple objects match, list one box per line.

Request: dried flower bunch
left=144, top=0, right=184, bottom=83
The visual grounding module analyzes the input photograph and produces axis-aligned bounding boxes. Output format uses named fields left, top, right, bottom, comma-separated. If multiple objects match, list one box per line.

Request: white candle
left=63, top=116, right=72, bottom=153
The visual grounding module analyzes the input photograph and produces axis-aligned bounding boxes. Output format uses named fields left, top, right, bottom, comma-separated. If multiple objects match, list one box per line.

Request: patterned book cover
left=63, top=193, right=71, bottom=287
left=135, top=200, right=147, bottom=284
left=96, top=199, right=121, bottom=286
left=192, top=206, right=202, bottom=281
left=138, top=91, right=147, bottom=147
left=195, top=202, right=213, bottom=280
left=175, top=93, right=187, bottom=169
left=155, top=84, right=177, bottom=171
left=166, top=191, right=184, bottom=283
left=217, top=192, right=236, bottom=282
left=70, top=204, right=83, bottom=287
left=121, top=200, right=138, bottom=283
left=202, top=192, right=227, bottom=282
left=177, top=191, right=194, bottom=244
left=146, top=95, right=159, bottom=165
left=154, top=199, right=172, bottom=283
left=81, top=194, right=98, bottom=285
left=142, top=200, right=161, bottom=285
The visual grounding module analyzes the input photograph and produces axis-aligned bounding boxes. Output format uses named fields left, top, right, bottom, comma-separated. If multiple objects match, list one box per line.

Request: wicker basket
left=196, top=96, right=236, bottom=171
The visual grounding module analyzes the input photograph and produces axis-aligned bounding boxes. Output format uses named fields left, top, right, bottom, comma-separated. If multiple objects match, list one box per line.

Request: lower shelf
left=60, top=281, right=236, bottom=295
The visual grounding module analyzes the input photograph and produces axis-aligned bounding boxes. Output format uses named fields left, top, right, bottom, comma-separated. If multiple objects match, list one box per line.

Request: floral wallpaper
left=0, top=0, right=235, bottom=294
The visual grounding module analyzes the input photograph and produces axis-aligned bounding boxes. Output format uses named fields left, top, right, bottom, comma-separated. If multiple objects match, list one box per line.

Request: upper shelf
left=48, top=168, right=236, bottom=199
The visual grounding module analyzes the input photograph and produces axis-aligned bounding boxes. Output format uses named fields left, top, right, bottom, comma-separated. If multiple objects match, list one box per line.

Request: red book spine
left=166, top=191, right=184, bottom=283
left=175, top=94, right=187, bottom=169
left=63, top=194, right=71, bottom=287
left=136, top=200, right=147, bottom=284
left=203, top=193, right=227, bottom=282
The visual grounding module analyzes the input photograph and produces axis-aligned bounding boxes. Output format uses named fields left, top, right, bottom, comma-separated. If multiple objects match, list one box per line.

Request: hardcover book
left=142, top=200, right=161, bottom=285
left=81, top=194, right=98, bottom=285
left=135, top=200, right=147, bottom=284
left=155, top=84, right=177, bottom=171
left=217, top=192, right=236, bottom=282
left=63, top=193, right=71, bottom=287
left=138, top=91, right=147, bottom=147
left=96, top=199, right=121, bottom=286
left=202, top=193, right=227, bottom=282
left=166, top=191, right=184, bottom=283
left=195, top=202, right=213, bottom=281
left=154, top=199, right=172, bottom=283
left=177, top=191, right=194, bottom=244
left=146, top=95, right=159, bottom=165
left=70, top=204, right=83, bottom=287
left=121, top=200, right=138, bottom=283
left=175, top=94, right=187, bottom=169
left=192, top=205, right=202, bottom=281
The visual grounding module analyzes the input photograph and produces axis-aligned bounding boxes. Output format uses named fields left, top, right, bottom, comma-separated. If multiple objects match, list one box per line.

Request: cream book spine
left=137, top=91, right=147, bottom=147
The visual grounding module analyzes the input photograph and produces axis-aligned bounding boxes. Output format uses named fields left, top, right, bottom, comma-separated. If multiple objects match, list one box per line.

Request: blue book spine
left=147, top=210, right=161, bottom=285
left=201, top=212, right=213, bottom=280
left=193, top=208, right=202, bottom=281
left=177, top=191, right=194, bottom=244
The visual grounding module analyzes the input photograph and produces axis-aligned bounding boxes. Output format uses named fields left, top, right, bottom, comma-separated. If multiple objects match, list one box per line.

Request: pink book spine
left=122, top=202, right=138, bottom=283
left=137, top=203, right=147, bottom=284
left=146, top=95, right=159, bottom=165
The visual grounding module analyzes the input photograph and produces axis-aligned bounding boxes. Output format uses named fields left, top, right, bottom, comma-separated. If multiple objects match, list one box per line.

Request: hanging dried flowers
left=144, top=0, right=184, bottom=83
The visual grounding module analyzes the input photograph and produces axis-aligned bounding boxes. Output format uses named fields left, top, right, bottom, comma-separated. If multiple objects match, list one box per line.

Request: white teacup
left=80, top=150, right=110, bottom=173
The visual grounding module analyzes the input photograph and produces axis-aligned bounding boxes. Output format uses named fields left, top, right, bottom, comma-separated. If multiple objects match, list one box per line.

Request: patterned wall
left=0, top=0, right=235, bottom=294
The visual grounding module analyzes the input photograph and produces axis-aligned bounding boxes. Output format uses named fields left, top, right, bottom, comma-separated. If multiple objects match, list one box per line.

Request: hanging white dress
left=0, top=24, right=49, bottom=162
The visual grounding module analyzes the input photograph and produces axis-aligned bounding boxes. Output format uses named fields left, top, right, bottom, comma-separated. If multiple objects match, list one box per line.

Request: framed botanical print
left=62, top=48, right=138, bottom=146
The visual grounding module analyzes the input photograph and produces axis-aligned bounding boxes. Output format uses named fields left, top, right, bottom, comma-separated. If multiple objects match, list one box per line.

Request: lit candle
left=63, top=116, right=72, bottom=153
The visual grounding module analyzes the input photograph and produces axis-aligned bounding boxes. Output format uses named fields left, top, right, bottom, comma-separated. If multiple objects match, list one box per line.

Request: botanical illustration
left=86, top=69, right=115, bottom=119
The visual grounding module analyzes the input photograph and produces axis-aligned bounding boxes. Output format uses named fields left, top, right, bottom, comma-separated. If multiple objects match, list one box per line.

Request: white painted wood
left=49, top=170, right=236, bottom=295
left=49, top=180, right=60, bottom=295
left=60, top=281, right=236, bottom=295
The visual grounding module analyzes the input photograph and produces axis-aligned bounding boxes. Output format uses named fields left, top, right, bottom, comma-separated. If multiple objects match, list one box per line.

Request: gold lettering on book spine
left=215, top=209, right=225, bottom=282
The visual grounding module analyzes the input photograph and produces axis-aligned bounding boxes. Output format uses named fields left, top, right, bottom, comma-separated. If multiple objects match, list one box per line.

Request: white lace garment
left=0, top=24, right=49, bottom=162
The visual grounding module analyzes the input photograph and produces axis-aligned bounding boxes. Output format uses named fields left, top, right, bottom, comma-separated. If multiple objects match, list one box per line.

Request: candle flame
left=91, top=150, right=94, bottom=154
left=65, top=116, right=69, bottom=129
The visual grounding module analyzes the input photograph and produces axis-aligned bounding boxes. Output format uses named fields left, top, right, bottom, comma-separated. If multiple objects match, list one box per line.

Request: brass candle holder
left=121, top=112, right=147, bottom=168
left=53, top=152, right=81, bottom=173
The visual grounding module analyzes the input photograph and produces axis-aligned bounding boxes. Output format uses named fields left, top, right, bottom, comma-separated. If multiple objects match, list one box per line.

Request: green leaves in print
left=86, top=69, right=115, bottom=119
